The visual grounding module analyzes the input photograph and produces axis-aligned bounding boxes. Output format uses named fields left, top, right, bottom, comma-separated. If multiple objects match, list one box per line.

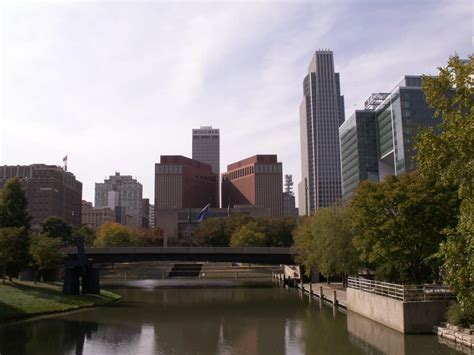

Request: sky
left=0, top=0, right=472, bottom=205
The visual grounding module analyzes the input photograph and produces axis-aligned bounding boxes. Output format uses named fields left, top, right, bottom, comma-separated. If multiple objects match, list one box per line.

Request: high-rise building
left=221, top=155, right=283, bottom=217
left=339, top=76, right=438, bottom=199
left=95, top=172, right=144, bottom=228
left=339, top=109, right=380, bottom=201
left=298, top=50, right=345, bottom=216
left=192, top=126, right=220, bottom=174
left=154, top=155, right=218, bottom=211
left=141, top=198, right=150, bottom=228
left=0, top=164, right=82, bottom=228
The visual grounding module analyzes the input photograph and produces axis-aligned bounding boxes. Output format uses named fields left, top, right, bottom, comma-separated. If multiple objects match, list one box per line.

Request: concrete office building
left=298, top=50, right=345, bottom=216
left=0, top=164, right=82, bottom=228
left=222, top=155, right=283, bottom=217
left=155, top=156, right=218, bottom=213
left=142, top=198, right=150, bottom=228
left=95, top=172, right=144, bottom=228
left=192, top=126, right=220, bottom=174
left=339, top=76, right=438, bottom=199
left=282, top=193, right=297, bottom=217
left=81, top=200, right=117, bottom=230
left=149, top=204, right=155, bottom=229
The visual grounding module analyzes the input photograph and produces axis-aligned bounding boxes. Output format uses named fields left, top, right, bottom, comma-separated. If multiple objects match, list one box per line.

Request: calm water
left=0, top=280, right=460, bottom=355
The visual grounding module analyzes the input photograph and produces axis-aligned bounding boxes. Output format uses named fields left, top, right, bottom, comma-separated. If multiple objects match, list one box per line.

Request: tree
left=230, top=224, right=266, bottom=247
left=350, top=172, right=459, bottom=284
left=0, top=227, right=30, bottom=283
left=94, top=223, right=132, bottom=247
left=29, top=234, right=64, bottom=283
left=415, top=54, right=474, bottom=310
left=254, top=216, right=296, bottom=247
left=130, top=227, right=164, bottom=246
left=293, top=208, right=358, bottom=284
left=193, top=218, right=228, bottom=246
left=0, top=177, right=32, bottom=229
left=72, top=225, right=96, bottom=246
left=41, top=216, right=73, bottom=244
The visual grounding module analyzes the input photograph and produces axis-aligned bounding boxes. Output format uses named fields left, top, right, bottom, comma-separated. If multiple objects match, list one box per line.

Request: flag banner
left=196, top=203, right=210, bottom=223
left=63, top=155, right=68, bottom=162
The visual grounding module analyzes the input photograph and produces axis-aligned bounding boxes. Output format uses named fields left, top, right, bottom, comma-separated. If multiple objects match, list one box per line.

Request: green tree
left=0, top=227, right=30, bottom=283
left=230, top=223, right=266, bottom=247
left=130, top=227, right=164, bottom=246
left=0, top=177, right=32, bottom=229
left=29, top=234, right=64, bottom=283
left=416, top=54, right=474, bottom=310
left=94, top=222, right=131, bottom=247
left=72, top=225, right=96, bottom=246
left=294, top=208, right=358, bottom=284
left=193, top=218, right=228, bottom=246
left=254, top=216, right=296, bottom=247
left=350, top=172, right=459, bottom=284
left=41, top=216, right=73, bottom=244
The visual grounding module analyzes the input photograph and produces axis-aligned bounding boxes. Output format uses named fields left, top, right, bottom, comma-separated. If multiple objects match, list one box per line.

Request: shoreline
left=0, top=280, right=122, bottom=324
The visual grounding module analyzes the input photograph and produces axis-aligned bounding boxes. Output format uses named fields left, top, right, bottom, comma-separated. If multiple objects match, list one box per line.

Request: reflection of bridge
left=62, top=247, right=296, bottom=264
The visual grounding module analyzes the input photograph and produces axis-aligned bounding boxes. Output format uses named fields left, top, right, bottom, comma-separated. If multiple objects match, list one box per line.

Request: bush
left=446, top=303, right=474, bottom=328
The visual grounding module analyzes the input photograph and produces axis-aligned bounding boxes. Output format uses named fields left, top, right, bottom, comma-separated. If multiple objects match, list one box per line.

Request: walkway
left=273, top=273, right=347, bottom=308
left=299, top=282, right=347, bottom=308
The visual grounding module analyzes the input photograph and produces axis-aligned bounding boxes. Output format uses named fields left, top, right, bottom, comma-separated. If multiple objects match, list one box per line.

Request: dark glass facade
left=339, top=110, right=379, bottom=200
left=339, top=76, right=438, bottom=199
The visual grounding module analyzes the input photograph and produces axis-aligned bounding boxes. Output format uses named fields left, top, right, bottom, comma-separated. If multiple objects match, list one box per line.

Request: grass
left=0, top=280, right=121, bottom=322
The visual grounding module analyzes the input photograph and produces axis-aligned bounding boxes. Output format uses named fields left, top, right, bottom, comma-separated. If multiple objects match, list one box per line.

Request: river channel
left=0, top=280, right=460, bottom=354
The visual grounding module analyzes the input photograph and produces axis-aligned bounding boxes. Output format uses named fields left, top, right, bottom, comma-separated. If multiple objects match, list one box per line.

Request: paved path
left=272, top=273, right=347, bottom=308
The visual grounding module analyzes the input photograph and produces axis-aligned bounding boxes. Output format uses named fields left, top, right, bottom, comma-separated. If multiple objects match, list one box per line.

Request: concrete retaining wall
left=347, top=288, right=451, bottom=334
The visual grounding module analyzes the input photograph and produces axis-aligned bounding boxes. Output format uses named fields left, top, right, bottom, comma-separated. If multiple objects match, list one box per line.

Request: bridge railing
left=347, top=277, right=455, bottom=302
left=62, top=246, right=296, bottom=255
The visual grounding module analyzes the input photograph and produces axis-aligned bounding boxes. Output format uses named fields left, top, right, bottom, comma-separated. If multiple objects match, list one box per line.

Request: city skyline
left=1, top=1, right=471, bottom=204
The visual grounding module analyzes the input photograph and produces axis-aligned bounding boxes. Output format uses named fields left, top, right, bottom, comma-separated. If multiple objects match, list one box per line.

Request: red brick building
left=154, top=155, right=218, bottom=210
left=222, top=155, right=283, bottom=217
left=0, top=164, right=82, bottom=228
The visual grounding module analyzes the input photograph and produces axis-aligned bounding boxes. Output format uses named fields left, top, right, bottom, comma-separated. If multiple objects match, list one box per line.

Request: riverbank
left=0, top=280, right=121, bottom=322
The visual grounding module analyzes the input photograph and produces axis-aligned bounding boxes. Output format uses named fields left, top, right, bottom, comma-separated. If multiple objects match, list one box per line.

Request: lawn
left=0, top=280, right=121, bottom=322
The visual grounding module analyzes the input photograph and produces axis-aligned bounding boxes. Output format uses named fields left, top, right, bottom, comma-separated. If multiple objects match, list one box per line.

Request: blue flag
left=196, top=203, right=210, bottom=222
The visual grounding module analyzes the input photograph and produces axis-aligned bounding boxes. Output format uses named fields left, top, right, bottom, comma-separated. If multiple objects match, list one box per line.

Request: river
left=0, top=280, right=460, bottom=354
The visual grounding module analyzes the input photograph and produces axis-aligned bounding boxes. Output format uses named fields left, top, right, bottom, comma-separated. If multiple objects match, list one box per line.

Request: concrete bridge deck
left=62, top=247, right=296, bottom=264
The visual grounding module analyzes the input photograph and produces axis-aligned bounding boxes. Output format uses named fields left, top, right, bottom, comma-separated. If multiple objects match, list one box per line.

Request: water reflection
left=0, top=282, right=459, bottom=355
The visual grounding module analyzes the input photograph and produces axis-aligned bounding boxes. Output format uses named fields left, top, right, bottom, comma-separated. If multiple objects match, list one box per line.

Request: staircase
left=168, top=263, right=203, bottom=278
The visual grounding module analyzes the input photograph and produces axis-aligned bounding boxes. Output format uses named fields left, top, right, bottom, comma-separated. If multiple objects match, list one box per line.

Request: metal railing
left=347, top=277, right=455, bottom=302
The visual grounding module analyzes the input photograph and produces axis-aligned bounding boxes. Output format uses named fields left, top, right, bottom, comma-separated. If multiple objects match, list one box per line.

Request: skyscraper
left=298, top=50, right=345, bottom=215
left=339, top=77, right=438, bottom=199
left=192, top=126, right=220, bottom=174
left=95, top=172, right=144, bottom=228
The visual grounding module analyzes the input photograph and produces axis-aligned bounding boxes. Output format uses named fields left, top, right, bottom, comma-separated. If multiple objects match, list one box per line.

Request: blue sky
left=1, top=0, right=472, bottom=205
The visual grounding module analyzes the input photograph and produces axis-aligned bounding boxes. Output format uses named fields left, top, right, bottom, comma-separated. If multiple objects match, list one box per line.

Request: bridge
left=62, top=247, right=297, bottom=265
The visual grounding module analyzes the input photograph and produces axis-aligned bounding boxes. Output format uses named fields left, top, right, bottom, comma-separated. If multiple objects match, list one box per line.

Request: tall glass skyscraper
left=298, top=50, right=345, bottom=215
left=339, top=76, right=438, bottom=200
